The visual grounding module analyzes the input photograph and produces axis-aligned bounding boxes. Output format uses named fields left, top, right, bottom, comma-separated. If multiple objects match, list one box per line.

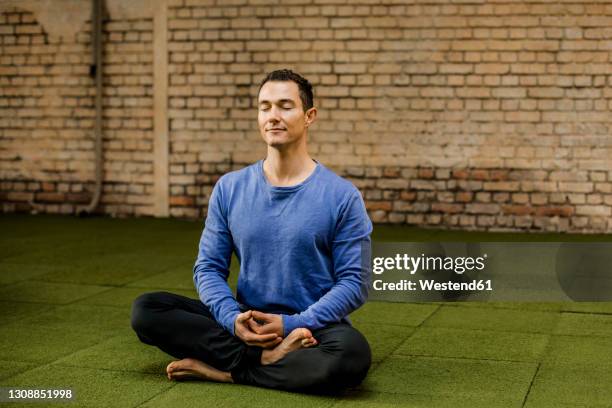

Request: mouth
left=267, top=128, right=286, bottom=132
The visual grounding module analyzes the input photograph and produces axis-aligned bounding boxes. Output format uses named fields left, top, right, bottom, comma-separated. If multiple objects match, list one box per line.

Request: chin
left=267, top=141, right=287, bottom=149
left=265, top=136, right=290, bottom=148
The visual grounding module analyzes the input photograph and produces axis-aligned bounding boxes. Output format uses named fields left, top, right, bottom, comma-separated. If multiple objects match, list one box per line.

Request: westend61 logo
left=372, top=253, right=488, bottom=275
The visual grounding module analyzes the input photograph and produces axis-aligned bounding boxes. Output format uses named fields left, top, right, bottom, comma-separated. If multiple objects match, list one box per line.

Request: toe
left=295, top=328, right=312, bottom=339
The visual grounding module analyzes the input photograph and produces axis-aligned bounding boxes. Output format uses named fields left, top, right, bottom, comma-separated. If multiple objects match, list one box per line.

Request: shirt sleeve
left=281, top=189, right=373, bottom=336
left=193, top=179, right=241, bottom=335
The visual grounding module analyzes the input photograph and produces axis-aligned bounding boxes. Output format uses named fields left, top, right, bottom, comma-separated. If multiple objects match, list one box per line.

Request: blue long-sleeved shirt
left=193, top=159, right=372, bottom=337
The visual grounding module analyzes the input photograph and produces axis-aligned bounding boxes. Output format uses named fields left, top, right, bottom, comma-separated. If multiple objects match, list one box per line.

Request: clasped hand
left=234, top=310, right=283, bottom=349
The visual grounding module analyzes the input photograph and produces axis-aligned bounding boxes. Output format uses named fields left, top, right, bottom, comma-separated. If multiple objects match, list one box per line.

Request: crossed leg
left=131, top=291, right=371, bottom=393
left=166, top=327, right=316, bottom=382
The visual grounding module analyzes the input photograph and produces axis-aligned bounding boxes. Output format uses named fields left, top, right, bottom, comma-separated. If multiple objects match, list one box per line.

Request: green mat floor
left=1, top=214, right=612, bottom=407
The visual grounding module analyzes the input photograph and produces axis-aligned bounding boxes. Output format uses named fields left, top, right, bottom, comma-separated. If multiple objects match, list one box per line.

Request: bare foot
left=261, top=328, right=317, bottom=365
left=166, top=358, right=233, bottom=383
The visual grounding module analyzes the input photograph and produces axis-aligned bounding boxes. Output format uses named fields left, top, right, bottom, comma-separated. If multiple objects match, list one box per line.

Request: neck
left=263, top=143, right=316, bottom=187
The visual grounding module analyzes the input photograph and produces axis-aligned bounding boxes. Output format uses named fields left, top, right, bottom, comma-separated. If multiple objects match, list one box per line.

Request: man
left=131, top=69, right=373, bottom=393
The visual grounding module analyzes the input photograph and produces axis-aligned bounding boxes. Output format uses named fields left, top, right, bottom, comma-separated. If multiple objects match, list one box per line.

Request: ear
left=304, top=107, right=317, bottom=128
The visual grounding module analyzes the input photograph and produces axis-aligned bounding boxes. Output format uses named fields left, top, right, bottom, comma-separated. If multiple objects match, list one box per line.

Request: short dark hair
left=258, top=69, right=314, bottom=112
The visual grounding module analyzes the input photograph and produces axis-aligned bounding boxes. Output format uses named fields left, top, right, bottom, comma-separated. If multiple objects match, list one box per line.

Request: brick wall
left=0, top=7, right=155, bottom=216
left=1, top=1, right=612, bottom=232
left=1, top=8, right=92, bottom=214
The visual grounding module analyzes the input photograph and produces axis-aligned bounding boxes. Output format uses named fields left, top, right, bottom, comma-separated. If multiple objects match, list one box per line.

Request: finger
left=251, top=310, right=271, bottom=322
left=244, top=332, right=278, bottom=343
left=247, top=318, right=263, bottom=334
left=236, top=310, right=252, bottom=323
left=248, top=320, right=278, bottom=335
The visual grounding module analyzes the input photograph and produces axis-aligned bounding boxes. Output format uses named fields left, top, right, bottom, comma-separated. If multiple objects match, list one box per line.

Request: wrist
left=228, top=311, right=240, bottom=336
left=281, top=314, right=301, bottom=337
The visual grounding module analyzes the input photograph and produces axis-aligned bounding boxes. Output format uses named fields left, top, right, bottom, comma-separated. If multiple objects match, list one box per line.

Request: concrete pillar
left=152, top=0, right=169, bottom=217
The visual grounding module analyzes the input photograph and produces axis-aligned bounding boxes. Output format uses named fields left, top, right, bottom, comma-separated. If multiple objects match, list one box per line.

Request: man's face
left=257, top=81, right=314, bottom=149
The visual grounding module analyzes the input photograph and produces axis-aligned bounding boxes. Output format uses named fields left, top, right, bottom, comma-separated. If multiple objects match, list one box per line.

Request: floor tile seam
left=533, top=361, right=612, bottom=373
left=31, top=302, right=128, bottom=312
left=537, top=329, right=567, bottom=368
left=125, top=284, right=195, bottom=292
left=343, top=387, right=522, bottom=402
left=416, top=303, right=443, bottom=325
left=521, top=362, right=541, bottom=408
left=33, top=278, right=128, bottom=290
left=5, top=335, right=126, bottom=367
left=50, top=362, right=167, bottom=376
left=6, top=304, right=131, bottom=322
left=62, top=292, right=122, bottom=306
left=392, top=350, right=543, bottom=365
left=0, top=359, right=41, bottom=364
left=0, top=306, right=62, bottom=326
left=46, top=361, right=166, bottom=377
left=547, top=332, right=612, bottom=340
left=0, top=360, right=61, bottom=383
left=550, top=331, right=612, bottom=338
left=44, top=332, right=134, bottom=360
left=69, top=302, right=127, bottom=309
left=337, top=388, right=520, bottom=400
left=1, top=322, right=130, bottom=336
left=407, top=325, right=552, bottom=337
left=0, top=299, right=69, bottom=306
left=387, top=352, right=539, bottom=366
left=17, top=278, right=117, bottom=289
left=420, top=324, right=557, bottom=336
left=0, top=366, right=43, bottom=383
left=440, top=301, right=563, bottom=309
left=560, top=310, right=612, bottom=317
left=376, top=304, right=442, bottom=370
left=122, top=263, right=192, bottom=288
left=433, top=303, right=563, bottom=318
left=131, top=382, right=188, bottom=408
left=354, top=321, right=429, bottom=329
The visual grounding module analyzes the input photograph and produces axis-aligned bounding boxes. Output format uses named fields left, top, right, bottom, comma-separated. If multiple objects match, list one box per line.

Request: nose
left=269, top=105, right=282, bottom=119
left=265, top=106, right=282, bottom=125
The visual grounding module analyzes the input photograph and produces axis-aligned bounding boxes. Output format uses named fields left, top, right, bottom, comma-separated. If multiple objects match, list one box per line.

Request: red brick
left=35, top=192, right=65, bottom=202
left=7, top=192, right=33, bottom=201
left=66, top=193, right=90, bottom=203
left=452, top=169, right=469, bottom=179
left=366, top=201, right=392, bottom=211
left=42, top=182, right=55, bottom=192
left=484, top=182, right=521, bottom=191
left=502, top=205, right=534, bottom=215
left=471, top=170, right=490, bottom=180
left=400, top=191, right=417, bottom=201
left=383, top=167, right=400, bottom=178
left=535, top=206, right=574, bottom=217
left=432, top=203, right=463, bottom=214
left=417, top=168, right=435, bottom=179
left=466, top=203, right=500, bottom=214
left=490, top=170, right=509, bottom=181
left=455, top=192, right=473, bottom=202
left=170, top=196, right=195, bottom=206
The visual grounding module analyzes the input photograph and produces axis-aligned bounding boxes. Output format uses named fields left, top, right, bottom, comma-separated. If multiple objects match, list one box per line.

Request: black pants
left=130, top=291, right=371, bottom=394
